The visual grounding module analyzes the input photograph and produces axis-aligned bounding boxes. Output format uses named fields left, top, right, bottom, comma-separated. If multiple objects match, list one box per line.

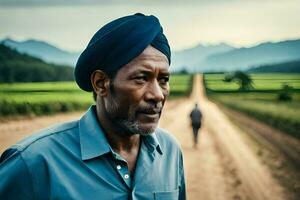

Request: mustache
left=137, top=104, right=163, bottom=114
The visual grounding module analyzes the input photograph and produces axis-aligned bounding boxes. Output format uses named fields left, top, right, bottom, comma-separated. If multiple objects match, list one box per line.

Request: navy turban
left=75, top=13, right=171, bottom=92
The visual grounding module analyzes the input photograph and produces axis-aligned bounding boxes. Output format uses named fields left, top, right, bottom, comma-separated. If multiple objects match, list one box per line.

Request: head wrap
left=75, top=13, right=171, bottom=92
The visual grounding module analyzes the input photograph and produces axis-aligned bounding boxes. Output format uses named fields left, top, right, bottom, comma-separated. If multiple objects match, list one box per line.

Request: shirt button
left=117, top=165, right=121, bottom=170
left=124, top=174, right=129, bottom=179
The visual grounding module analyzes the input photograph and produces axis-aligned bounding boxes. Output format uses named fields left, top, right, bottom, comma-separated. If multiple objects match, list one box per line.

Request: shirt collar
left=142, top=132, right=163, bottom=155
left=79, top=105, right=111, bottom=160
left=79, top=105, right=163, bottom=161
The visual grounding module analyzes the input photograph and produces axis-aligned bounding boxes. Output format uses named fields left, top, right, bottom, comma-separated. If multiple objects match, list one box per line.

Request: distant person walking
left=190, top=103, right=202, bottom=148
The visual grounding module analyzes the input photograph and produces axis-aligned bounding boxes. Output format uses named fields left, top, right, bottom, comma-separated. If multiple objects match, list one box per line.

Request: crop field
left=204, top=73, right=300, bottom=138
left=169, top=74, right=192, bottom=97
left=0, top=74, right=192, bottom=117
left=205, top=73, right=300, bottom=91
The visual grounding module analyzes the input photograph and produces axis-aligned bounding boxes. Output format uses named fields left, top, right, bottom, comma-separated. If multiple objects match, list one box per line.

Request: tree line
left=247, top=60, right=300, bottom=73
left=0, top=44, right=74, bottom=83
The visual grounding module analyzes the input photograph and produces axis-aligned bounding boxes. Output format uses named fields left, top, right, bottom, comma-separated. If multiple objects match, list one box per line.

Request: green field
left=169, top=74, right=192, bottom=97
left=204, top=73, right=300, bottom=138
left=205, top=73, right=300, bottom=91
left=0, top=74, right=192, bottom=117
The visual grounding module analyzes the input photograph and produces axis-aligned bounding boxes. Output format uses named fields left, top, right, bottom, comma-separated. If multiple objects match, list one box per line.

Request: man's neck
left=96, top=105, right=141, bottom=153
left=105, top=130, right=141, bottom=154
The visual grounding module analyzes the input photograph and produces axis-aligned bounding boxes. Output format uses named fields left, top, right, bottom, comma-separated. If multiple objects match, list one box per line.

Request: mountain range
left=172, top=43, right=235, bottom=72
left=200, top=39, right=300, bottom=72
left=2, top=38, right=80, bottom=66
left=173, top=39, right=300, bottom=72
left=1, top=38, right=300, bottom=72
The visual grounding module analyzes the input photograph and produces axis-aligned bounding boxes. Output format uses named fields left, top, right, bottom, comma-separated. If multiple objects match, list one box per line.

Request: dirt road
left=159, top=74, right=285, bottom=200
left=0, top=74, right=286, bottom=199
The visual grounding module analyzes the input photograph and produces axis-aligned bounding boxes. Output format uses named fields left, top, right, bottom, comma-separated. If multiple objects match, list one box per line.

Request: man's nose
left=145, top=80, right=164, bottom=102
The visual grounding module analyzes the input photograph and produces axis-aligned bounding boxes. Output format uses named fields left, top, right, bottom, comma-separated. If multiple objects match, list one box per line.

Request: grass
left=0, top=82, right=79, bottom=92
left=205, top=73, right=300, bottom=91
left=204, top=73, right=300, bottom=139
left=169, top=74, right=192, bottom=97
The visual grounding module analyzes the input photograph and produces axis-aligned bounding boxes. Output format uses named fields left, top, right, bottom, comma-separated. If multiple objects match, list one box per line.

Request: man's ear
left=91, top=70, right=110, bottom=96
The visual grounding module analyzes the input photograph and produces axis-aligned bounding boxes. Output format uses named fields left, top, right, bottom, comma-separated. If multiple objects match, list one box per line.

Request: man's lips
left=137, top=107, right=162, bottom=119
left=138, top=113, right=159, bottom=122
left=138, top=108, right=161, bottom=115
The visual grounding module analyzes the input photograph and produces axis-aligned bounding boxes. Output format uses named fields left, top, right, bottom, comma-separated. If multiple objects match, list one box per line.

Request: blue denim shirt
left=0, top=106, right=186, bottom=200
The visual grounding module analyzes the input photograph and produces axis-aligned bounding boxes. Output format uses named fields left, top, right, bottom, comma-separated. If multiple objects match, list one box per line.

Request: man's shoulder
left=1, top=120, right=79, bottom=160
left=155, top=127, right=181, bottom=151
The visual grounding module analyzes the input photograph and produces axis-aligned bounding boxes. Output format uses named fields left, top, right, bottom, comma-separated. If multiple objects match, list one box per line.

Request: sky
left=1, top=0, right=300, bottom=52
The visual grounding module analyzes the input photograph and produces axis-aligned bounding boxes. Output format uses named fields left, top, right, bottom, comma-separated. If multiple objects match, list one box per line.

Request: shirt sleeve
left=0, top=148, right=35, bottom=199
left=178, top=150, right=186, bottom=200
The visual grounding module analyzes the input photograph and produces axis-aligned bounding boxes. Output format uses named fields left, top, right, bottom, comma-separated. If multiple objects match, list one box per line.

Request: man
left=0, top=13, right=186, bottom=199
left=190, top=103, right=202, bottom=148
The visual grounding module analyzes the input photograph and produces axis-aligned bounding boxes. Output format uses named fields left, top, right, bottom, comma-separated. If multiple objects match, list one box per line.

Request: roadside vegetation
left=204, top=73, right=300, bottom=139
left=169, top=74, right=193, bottom=98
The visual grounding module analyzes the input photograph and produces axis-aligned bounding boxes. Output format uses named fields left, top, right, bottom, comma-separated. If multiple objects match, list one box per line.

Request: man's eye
left=134, top=76, right=147, bottom=82
left=159, top=77, right=169, bottom=84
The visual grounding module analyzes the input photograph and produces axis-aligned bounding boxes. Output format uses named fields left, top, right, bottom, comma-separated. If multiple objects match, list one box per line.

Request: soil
left=220, top=106, right=300, bottom=200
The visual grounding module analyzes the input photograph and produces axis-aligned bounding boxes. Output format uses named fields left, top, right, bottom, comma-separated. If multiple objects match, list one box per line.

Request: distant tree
left=179, top=68, right=189, bottom=75
left=224, top=71, right=253, bottom=91
left=278, top=84, right=292, bottom=101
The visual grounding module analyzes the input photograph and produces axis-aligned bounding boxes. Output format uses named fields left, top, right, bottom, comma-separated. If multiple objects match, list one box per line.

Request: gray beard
left=120, top=120, right=155, bottom=136
left=105, top=95, right=156, bottom=136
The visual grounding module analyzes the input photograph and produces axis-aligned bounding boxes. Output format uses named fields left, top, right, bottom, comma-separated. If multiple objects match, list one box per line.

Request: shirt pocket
left=154, top=189, right=179, bottom=200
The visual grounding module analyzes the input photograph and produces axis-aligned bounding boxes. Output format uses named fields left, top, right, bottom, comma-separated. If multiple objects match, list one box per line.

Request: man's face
left=103, top=45, right=170, bottom=136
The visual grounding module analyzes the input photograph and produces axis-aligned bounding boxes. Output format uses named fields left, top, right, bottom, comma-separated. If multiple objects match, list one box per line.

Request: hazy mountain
left=1, top=38, right=80, bottom=66
left=200, top=39, right=300, bottom=72
left=172, top=43, right=235, bottom=72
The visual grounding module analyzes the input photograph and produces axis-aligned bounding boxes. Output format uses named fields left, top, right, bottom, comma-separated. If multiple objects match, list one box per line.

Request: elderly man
left=0, top=13, right=186, bottom=200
